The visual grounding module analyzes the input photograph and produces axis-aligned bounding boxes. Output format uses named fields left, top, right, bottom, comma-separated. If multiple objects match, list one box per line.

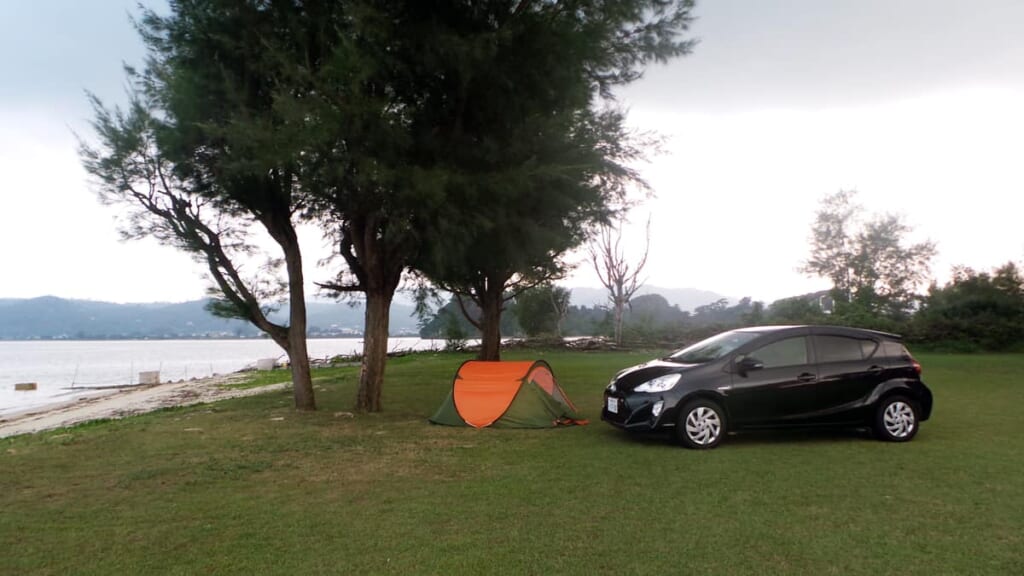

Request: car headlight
left=634, top=373, right=681, bottom=393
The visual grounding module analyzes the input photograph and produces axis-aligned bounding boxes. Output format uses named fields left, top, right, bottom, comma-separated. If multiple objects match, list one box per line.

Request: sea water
left=0, top=338, right=443, bottom=417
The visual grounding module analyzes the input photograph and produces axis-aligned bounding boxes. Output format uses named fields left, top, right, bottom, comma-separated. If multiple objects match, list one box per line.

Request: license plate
left=607, top=397, right=619, bottom=414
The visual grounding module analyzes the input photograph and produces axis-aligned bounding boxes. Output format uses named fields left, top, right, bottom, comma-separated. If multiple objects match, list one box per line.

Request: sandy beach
left=0, top=374, right=289, bottom=438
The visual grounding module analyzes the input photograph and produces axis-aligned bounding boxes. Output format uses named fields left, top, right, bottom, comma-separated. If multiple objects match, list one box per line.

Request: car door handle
left=796, top=372, right=817, bottom=383
left=868, top=365, right=884, bottom=374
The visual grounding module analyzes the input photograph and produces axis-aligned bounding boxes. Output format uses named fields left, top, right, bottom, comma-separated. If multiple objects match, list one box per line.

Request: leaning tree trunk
left=282, top=233, right=316, bottom=410
left=356, top=290, right=393, bottom=412
left=477, top=286, right=504, bottom=361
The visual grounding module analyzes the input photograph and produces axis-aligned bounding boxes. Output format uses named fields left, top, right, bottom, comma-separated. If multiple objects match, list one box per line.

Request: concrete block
left=138, top=371, right=160, bottom=385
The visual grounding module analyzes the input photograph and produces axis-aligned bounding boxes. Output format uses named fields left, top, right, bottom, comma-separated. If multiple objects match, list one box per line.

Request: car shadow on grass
left=598, top=425, right=875, bottom=449
left=724, top=427, right=873, bottom=447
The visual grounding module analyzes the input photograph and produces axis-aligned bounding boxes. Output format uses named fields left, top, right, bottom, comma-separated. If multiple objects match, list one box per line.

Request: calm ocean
left=0, top=338, right=442, bottom=417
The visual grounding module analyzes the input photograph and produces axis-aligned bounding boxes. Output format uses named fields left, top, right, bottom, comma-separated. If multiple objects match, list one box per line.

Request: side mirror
left=735, top=357, right=764, bottom=376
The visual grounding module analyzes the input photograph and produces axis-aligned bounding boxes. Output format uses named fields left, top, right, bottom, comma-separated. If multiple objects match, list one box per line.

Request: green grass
left=2, top=351, right=1022, bottom=575
left=221, top=368, right=294, bottom=389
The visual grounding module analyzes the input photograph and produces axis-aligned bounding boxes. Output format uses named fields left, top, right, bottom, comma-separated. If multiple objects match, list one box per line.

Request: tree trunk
left=335, top=214, right=407, bottom=413
left=550, top=290, right=564, bottom=338
left=282, top=233, right=315, bottom=410
left=613, top=299, right=625, bottom=346
left=478, top=287, right=503, bottom=361
left=356, top=290, right=392, bottom=412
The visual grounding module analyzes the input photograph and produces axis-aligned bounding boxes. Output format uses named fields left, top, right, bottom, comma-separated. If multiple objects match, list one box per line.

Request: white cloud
left=0, top=109, right=346, bottom=303
left=567, top=86, right=1024, bottom=302
left=0, top=111, right=209, bottom=302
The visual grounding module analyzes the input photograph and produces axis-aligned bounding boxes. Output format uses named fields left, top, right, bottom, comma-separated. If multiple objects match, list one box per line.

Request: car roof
left=734, top=325, right=801, bottom=332
left=734, top=325, right=902, bottom=340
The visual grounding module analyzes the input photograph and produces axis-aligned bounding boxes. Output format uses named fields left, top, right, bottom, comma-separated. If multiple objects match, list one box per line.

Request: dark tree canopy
left=515, top=284, right=571, bottom=337
left=413, top=0, right=696, bottom=360
left=912, top=263, right=1024, bottom=351
left=417, top=295, right=523, bottom=340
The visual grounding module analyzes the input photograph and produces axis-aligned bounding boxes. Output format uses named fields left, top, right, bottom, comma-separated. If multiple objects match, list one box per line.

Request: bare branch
left=315, top=281, right=364, bottom=293
left=588, top=216, right=651, bottom=344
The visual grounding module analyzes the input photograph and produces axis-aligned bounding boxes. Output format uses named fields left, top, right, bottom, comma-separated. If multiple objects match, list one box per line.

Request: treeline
left=753, top=262, right=1024, bottom=351
left=420, top=292, right=771, bottom=345
left=421, top=261, right=1024, bottom=352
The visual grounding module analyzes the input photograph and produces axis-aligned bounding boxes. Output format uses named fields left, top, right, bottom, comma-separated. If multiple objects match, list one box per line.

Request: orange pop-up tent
left=429, top=360, right=586, bottom=428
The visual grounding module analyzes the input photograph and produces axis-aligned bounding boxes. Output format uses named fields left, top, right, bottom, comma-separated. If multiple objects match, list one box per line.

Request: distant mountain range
left=0, top=296, right=420, bottom=340
left=569, top=286, right=730, bottom=311
left=0, top=286, right=730, bottom=340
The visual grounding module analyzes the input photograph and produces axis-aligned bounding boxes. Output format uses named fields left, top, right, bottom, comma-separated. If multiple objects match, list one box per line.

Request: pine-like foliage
left=410, top=0, right=697, bottom=359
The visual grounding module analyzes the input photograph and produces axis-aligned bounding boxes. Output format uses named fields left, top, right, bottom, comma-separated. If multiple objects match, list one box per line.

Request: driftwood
left=489, top=336, right=622, bottom=352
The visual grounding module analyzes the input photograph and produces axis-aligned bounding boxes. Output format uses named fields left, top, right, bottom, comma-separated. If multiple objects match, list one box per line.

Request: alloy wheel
left=685, top=406, right=722, bottom=446
left=883, top=401, right=916, bottom=439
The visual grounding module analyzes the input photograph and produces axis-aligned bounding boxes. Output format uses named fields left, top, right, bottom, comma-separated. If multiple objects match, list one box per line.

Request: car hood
left=611, top=359, right=700, bottom=391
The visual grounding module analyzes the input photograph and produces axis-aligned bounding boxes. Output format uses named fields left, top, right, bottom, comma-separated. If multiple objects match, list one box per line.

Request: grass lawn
left=2, top=350, right=1023, bottom=575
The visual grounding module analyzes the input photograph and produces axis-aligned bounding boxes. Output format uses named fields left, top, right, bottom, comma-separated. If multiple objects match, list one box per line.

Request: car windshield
left=666, top=330, right=762, bottom=364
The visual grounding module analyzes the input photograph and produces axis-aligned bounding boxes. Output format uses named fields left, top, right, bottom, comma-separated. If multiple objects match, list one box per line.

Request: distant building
left=817, top=293, right=834, bottom=314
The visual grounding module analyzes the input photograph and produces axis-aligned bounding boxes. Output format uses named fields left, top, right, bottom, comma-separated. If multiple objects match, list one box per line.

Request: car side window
left=747, top=337, right=808, bottom=368
left=815, top=335, right=878, bottom=363
left=860, top=339, right=879, bottom=359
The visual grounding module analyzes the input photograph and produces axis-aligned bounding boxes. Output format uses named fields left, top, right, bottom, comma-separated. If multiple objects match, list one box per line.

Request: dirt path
left=0, top=374, right=289, bottom=438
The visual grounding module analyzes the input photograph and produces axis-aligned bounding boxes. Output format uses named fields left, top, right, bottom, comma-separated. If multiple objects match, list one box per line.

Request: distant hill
left=569, top=286, right=731, bottom=312
left=0, top=296, right=419, bottom=340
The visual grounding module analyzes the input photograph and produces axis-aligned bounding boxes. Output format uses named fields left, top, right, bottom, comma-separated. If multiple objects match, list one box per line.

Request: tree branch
left=455, top=294, right=483, bottom=330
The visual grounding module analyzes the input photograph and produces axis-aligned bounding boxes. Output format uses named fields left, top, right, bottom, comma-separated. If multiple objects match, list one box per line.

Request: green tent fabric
left=429, top=360, right=586, bottom=428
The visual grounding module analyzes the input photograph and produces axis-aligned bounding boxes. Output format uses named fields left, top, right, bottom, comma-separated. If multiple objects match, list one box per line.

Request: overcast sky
left=2, top=1, right=1023, bottom=305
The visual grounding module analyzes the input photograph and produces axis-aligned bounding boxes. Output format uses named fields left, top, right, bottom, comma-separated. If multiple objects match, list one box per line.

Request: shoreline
left=0, top=334, right=418, bottom=342
left=0, top=373, right=289, bottom=439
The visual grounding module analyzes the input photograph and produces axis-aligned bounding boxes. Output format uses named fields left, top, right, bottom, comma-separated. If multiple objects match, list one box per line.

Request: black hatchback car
left=602, top=325, right=932, bottom=449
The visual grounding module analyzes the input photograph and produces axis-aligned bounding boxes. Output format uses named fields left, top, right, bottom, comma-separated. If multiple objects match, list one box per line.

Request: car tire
left=675, top=399, right=726, bottom=449
left=874, top=395, right=920, bottom=442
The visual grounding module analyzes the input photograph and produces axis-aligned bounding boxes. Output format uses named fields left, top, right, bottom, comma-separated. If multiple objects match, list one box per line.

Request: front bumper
left=601, top=393, right=674, bottom=431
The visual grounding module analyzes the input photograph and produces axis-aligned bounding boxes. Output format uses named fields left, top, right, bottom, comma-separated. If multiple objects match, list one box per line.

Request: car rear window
left=814, top=335, right=878, bottom=363
left=881, top=340, right=913, bottom=360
